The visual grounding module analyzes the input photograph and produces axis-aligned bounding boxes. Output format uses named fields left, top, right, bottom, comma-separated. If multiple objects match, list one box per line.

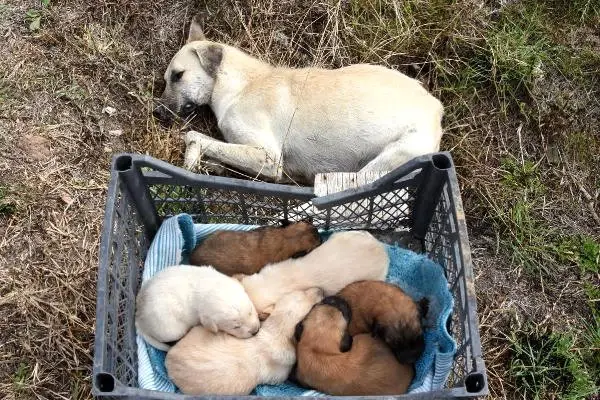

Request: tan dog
left=338, top=280, right=428, bottom=364
left=135, top=265, right=260, bottom=351
left=189, top=221, right=321, bottom=276
left=292, top=296, right=414, bottom=395
left=239, top=230, right=389, bottom=316
left=153, top=17, right=444, bottom=183
left=165, top=288, right=324, bottom=395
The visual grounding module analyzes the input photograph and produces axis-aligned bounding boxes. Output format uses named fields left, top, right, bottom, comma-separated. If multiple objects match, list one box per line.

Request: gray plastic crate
left=93, top=152, right=487, bottom=399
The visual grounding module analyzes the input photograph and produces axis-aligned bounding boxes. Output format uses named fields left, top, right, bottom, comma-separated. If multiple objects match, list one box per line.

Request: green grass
left=507, top=234, right=600, bottom=398
left=508, top=326, right=599, bottom=400
left=0, top=185, right=17, bottom=216
left=12, top=362, right=31, bottom=393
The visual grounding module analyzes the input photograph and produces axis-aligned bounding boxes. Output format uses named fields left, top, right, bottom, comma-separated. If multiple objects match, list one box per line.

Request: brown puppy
left=292, top=296, right=414, bottom=395
left=337, top=280, right=427, bottom=364
left=189, top=220, right=321, bottom=276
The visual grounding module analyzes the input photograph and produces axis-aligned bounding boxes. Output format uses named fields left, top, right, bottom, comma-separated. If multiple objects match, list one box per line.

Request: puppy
left=293, top=296, right=414, bottom=395
left=189, top=220, right=321, bottom=276
left=338, top=280, right=427, bottom=364
left=135, top=265, right=260, bottom=351
left=165, top=288, right=324, bottom=395
left=239, top=230, right=389, bottom=315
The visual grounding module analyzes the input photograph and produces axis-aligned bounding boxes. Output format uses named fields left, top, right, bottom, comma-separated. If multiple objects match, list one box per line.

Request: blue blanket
left=137, top=214, right=456, bottom=394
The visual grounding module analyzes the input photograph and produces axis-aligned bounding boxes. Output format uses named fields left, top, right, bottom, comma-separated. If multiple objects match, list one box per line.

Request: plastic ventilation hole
left=115, top=155, right=133, bottom=172
left=432, top=153, right=452, bottom=170
left=465, top=372, right=485, bottom=393
left=95, top=373, right=115, bottom=392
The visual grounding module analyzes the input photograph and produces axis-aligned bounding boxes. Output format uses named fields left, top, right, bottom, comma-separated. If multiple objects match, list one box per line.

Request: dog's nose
left=152, top=104, right=169, bottom=122
left=251, top=327, right=260, bottom=336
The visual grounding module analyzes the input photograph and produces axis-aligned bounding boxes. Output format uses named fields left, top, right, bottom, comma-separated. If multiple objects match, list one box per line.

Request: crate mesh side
left=149, top=184, right=416, bottom=231
left=101, top=172, right=473, bottom=394
left=102, top=182, right=148, bottom=387
left=424, top=182, right=470, bottom=388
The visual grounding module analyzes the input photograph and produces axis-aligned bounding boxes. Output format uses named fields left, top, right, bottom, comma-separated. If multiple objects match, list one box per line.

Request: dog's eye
left=171, top=70, right=184, bottom=83
left=183, top=102, right=195, bottom=112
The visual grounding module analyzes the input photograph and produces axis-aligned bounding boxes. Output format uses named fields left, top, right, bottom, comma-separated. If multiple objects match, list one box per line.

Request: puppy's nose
left=251, top=327, right=259, bottom=336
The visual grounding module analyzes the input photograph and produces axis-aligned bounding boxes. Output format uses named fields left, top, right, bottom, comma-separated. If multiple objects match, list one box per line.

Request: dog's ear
left=340, top=331, right=353, bottom=352
left=187, top=15, right=206, bottom=43
left=258, top=311, right=270, bottom=321
left=193, top=44, right=223, bottom=78
left=206, top=319, right=219, bottom=333
left=294, top=321, right=304, bottom=342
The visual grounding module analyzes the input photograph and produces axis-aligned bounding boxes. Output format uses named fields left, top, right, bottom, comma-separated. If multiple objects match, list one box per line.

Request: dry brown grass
left=0, top=0, right=599, bottom=399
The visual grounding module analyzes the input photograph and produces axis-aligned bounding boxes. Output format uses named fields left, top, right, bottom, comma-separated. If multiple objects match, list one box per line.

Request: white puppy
left=135, top=265, right=260, bottom=351
left=165, top=288, right=324, bottom=395
left=153, top=17, right=444, bottom=184
left=240, top=231, right=389, bottom=315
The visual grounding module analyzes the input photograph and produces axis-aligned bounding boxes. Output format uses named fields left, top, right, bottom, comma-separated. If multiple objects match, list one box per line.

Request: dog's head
left=295, top=296, right=354, bottom=353
left=210, top=278, right=261, bottom=339
left=153, top=16, right=223, bottom=124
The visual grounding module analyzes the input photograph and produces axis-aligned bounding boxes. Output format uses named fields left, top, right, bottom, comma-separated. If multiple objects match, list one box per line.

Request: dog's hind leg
left=358, top=138, right=434, bottom=173
left=185, top=131, right=283, bottom=181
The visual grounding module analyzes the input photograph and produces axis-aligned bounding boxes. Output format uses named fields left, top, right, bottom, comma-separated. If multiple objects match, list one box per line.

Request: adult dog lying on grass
left=153, top=16, right=444, bottom=184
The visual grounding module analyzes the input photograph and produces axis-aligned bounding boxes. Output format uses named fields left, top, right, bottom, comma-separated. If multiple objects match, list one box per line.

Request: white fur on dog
left=158, top=19, right=444, bottom=184
left=240, top=231, right=389, bottom=315
left=135, top=265, right=260, bottom=351
left=165, top=288, right=324, bottom=395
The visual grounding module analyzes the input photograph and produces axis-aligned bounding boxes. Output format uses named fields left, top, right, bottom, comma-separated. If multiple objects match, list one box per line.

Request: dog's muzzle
left=152, top=104, right=171, bottom=123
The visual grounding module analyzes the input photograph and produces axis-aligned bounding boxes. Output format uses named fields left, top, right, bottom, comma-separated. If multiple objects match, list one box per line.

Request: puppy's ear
left=258, top=311, right=271, bottom=321
left=340, top=331, right=353, bottom=352
left=371, top=319, right=385, bottom=338
left=194, top=44, right=223, bottom=77
left=294, top=321, right=304, bottom=342
left=187, top=15, right=207, bottom=43
left=205, top=319, right=219, bottom=333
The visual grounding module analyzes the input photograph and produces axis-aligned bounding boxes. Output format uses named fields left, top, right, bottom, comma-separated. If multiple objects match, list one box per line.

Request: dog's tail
left=135, top=322, right=173, bottom=352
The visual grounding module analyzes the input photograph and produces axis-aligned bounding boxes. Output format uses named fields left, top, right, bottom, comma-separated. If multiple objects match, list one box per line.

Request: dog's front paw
left=183, top=131, right=205, bottom=170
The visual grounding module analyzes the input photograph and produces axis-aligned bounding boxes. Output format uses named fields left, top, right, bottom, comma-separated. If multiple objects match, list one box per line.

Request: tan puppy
left=293, top=296, right=414, bottom=395
left=239, top=230, right=389, bottom=316
left=153, top=17, right=444, bottom=184
left=165, top=288, right=324, bottom=395
left=338, top=280, right=427, bottom=364
left=189, top=220, right=321, bottom=276
left=135, top=265, right=260, bottom=351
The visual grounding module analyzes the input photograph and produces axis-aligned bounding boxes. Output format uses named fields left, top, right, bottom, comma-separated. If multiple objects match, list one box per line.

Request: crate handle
left=312, top=152, right=453, bottom=209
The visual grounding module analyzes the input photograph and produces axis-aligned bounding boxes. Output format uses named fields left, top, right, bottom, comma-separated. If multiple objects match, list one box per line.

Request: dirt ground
left=0, top=0, right=599, bottom=399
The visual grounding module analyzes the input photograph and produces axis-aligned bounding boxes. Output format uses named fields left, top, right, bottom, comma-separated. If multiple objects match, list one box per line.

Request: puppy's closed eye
left=340, top=331, right=353, bottom=352
left=291, top=250, right=308, bottom=258
left=294, top=322, right=304, bottom=342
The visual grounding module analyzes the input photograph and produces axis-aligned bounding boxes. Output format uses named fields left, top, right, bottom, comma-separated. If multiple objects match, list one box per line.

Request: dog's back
left=189, top=221, right=321, bottom=275
left=166, top=288, right=323, bottom=395
left=240, top=231, right=389, bottom=314
left=294, top=297, right=413, bottom=395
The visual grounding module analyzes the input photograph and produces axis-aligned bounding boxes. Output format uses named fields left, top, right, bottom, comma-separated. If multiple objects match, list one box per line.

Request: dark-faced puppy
left=189, top=220, right=321, bottom=276
left=337, top=280, right=427, bottom=364
left=293, top=296, right=414, bottom=396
